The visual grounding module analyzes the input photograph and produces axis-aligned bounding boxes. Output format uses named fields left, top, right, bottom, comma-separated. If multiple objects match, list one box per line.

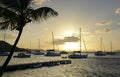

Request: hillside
left=0, top=41, right=27, bottom=52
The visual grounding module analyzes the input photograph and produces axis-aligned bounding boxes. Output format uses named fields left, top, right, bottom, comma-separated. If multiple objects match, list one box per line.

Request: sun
left=63, top=42, right=79, bottom=51
left=64, top=31, right=74, bottom=36
left=61, top=29, right=75, bottom=37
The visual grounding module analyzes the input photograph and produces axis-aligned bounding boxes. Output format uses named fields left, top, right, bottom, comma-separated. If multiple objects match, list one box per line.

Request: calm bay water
left=0, top=53, right=120, bottom=77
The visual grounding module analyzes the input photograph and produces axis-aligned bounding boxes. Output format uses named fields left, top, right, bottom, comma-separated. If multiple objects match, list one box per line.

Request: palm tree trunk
left=0, top=27, right=23, bottom=77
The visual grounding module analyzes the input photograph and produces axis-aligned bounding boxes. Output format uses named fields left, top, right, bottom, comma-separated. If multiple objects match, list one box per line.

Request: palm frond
left=0, top=20, right=17, bottom=30
left=0, top=6, right=17, bottom=21
left=29, top=7, right=58, bottom=22
left=0, top=0, right=32, bottom=11
left=24, top=8, right=34, bottom=18
left=0, top=21, right=9, bottom=30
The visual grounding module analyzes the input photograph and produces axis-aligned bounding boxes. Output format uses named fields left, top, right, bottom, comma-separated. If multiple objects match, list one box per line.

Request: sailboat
left=45, top=32, right=61, bottom=56
left=106, top=41, right=115, bottom=55
left=33, top=39, right=44, bottom=55
left=26, top=41, right=33, bottom=54
left=68, top=28, right=88, bottom=59
left=95, top=37, right=106, bottom=56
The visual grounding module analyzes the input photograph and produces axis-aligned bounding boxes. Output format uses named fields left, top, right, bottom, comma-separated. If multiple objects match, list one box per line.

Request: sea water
left=0, top=53, right=120, bottom=77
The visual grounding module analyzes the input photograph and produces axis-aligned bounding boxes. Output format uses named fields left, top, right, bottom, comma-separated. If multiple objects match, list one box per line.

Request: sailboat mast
left=38, top=39, right=40, bottom=50
left=30, top=41, right=31, bottom=51
left=82, top=38, right=87, bottom=53
left=56, top=42, right=59, bottom=51
left=79, top=28, right=81, bottom=53
left=100, top=37, right=102, bottom=51
left=52, top=32, right=55, bottom=50
left=110, top=41, right=112, bottom=52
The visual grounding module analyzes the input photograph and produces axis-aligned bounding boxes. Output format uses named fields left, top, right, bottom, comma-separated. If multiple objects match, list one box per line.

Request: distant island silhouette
left=0, top=41, right=28, bottom=52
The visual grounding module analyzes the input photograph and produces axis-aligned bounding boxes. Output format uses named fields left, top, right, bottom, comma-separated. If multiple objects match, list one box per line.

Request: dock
left=0, top=60, right=71, bottom=72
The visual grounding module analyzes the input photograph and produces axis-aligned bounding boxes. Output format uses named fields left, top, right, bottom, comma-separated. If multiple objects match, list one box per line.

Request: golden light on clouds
left=115, top=8, right=120, bottom=14
left=32, top=0, right=50, bottom=4
left=95, top=20, right=112, bottom=26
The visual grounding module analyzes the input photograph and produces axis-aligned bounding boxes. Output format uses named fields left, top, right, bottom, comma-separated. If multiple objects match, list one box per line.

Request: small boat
left=45, top=50, right=61, bottom=56
left=33, top=51, right=44, bottom=55
left=68, top=28, right=88, bottom=59
left=95, top=51, right=106, bottom=56
left=69, top=53, right=87, bottom=58
left=106, top=52, right=115, bottom=55
left=60, top=51, right=68, bottom=54
left=26, top=51, right=33, bottom=54
left=13, top=53, right=31, bottom=58
left=0, top=52, right=9, bottom=56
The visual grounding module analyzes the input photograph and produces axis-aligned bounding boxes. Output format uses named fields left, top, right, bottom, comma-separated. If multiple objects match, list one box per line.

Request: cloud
left=95, top=28, right=112, bottom=34
left=55, top=39, right=64, bottom=44
left=95, top=20, right=112, bottom=26
left=115, top=8, right=120, bottom=14
left=55, top=36, right=79, bottom=45
left=32, top=0, right=50, bottom=4
left=64, top=36, right=79, bottom=42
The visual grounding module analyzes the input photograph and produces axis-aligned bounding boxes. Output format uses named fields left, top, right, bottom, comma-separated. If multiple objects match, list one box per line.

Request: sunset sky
left=0, top=0, right=120, bottom=52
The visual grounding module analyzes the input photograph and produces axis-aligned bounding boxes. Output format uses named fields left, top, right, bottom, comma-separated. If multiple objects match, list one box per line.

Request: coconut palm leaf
left=0, top=19, right=17, bottom=30
left=0, top=6, right=18, bottom=30
left=0, top=0, right=32, bottom=11
left=0, top=7, right=17, bottom=20
left=29, top=7, right=58, bottom=22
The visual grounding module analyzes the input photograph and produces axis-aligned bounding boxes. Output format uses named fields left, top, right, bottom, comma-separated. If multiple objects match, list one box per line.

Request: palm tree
left=0, top=0, right=58, bottom=76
